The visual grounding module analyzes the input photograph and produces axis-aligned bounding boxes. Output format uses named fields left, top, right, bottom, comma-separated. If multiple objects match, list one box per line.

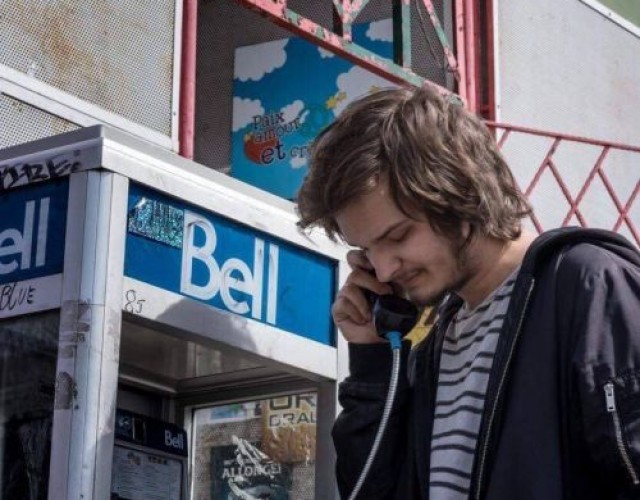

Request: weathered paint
left=483, top=0, right=496, bottom=120
left=235, top=0, right=457, bottom=95
left=54, top=372, right=76, bottom=410
left=332, top=0, right=373, bottom=24
left=421, top=0, right=459, bottom=74
left=332, top=0, right=344, bottom=18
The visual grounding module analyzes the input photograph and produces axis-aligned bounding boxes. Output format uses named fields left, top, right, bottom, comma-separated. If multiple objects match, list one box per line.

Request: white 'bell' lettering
left=0, top=197, right=50, bottom=275
left=164, top=430, right=184, bottom=451
left=180, top=210, right=279, bottom=324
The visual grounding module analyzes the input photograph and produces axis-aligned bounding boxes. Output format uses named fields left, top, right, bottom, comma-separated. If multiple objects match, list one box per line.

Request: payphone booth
left=0, top=126, right=349, bottom=500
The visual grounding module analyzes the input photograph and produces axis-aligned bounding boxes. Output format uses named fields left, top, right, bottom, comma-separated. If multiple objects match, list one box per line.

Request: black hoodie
left=333, top=227, right=640, bottom=499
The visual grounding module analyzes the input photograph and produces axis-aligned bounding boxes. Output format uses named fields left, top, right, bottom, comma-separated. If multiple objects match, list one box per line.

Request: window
left=1, top=311, right=59, bottom=500
left=580, top=0, right=640, bottom=37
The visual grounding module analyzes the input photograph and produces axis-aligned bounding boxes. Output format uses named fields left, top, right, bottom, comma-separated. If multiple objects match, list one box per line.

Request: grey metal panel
left=494, top=0, right=640, bottom=232
left=0, top=0, right=176, bottom=136
left=0, top=93, right=79, bottom=149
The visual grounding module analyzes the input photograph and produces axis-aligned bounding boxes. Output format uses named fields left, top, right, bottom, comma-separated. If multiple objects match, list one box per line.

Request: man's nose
left=368, top=248, right=401, bottom=283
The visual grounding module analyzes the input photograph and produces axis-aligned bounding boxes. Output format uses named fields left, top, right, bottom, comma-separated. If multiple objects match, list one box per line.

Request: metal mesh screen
left=0, top=0, right=176, bottom=136
left=287, top=0, right=333, bottom=31
left=195, top=0, right=452, bottom=172
left=0, top=94, right=79, bottom=149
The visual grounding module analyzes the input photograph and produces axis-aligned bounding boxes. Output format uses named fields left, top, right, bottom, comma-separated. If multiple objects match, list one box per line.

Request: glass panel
left=120, top=319, right=262, bottom=382
left=191, top=392, right=317, bottom=500
left=0, top=311, right=59, bottom=500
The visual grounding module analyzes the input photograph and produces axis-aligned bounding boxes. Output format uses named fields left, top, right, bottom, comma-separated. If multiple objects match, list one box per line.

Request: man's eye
left=388, top=230, right=408, bottom=242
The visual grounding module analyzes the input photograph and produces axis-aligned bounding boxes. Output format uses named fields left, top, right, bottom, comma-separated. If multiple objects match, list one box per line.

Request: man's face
left=335, top=180, right=474, bottom=306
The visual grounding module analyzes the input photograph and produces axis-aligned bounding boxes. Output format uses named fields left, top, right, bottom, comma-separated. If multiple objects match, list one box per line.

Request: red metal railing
left=487, top=122, right=640, bottom=246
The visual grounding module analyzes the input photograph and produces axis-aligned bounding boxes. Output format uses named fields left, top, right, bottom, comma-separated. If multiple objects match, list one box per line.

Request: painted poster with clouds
left=231, top=19, right=395, bottom=200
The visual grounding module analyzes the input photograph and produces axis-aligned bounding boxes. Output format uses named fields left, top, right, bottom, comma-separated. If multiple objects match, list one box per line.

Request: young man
left=296, top=86, right=640, bottom=499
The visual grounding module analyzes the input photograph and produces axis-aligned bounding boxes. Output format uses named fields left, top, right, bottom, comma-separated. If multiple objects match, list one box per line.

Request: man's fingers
left=333, top=283, right=371, bottom=325
left=345, top=269, right=394, bottom=298
left=345, top=250, right=393, bottom=295
left=332, top=270, right=388, bottom=344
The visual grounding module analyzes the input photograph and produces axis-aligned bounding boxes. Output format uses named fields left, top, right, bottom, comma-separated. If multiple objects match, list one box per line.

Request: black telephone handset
left=364, top=290, right=419, bottom=339
left=348, top=290, right=419, bottom=499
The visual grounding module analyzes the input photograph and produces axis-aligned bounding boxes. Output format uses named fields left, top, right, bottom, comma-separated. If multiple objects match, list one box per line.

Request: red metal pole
left=484, top=0, right=496, bottom=120
left=486, top=122, right=640, bottom=152
left=455, top=0, right=480, bottom=113
left=455, top=0, right=468, bottom=104
left=464, top=0, right=479, bottom=113
left=614, top=181, right=640, bottom=245
left=179, top=0, right=198, bottom=159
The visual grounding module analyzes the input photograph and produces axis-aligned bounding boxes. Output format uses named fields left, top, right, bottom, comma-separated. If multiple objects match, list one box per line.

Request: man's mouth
left=394, top=270, right=422, bottom=290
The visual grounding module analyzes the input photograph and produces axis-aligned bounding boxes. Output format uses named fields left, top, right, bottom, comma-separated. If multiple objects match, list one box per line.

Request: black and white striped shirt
left=428, top=270, right=519, bottom=499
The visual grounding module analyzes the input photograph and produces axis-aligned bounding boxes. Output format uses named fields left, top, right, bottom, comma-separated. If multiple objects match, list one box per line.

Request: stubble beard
left=405, top=242, right=473, bottom=308
left=411, top=271, right=470, bottom=308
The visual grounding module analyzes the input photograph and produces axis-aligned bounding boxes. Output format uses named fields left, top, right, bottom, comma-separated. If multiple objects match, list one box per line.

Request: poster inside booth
left=193, top=393, right=318, bottom=500
left=231, top=18, right=396, bottom=200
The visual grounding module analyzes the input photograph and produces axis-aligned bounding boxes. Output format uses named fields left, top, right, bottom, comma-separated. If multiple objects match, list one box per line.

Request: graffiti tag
left=0, top=154, right=81, bottom=191
left=0, top=281, right=36, bottom=311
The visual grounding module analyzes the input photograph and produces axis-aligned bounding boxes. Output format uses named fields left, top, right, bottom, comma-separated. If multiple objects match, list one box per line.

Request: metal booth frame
left=0, top=125, right=349, bottom=499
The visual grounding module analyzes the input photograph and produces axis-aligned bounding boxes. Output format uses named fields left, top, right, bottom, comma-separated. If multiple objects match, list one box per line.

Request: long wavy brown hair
left=296, top=85, right=531, bottom=246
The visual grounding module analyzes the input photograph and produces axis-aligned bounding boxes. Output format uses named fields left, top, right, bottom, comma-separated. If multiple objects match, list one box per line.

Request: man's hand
left=333, top=250, right=393, bottom=344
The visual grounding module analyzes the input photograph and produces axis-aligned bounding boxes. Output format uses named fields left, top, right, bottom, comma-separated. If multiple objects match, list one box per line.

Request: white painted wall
left=494, top=0, right=640, bottom=238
